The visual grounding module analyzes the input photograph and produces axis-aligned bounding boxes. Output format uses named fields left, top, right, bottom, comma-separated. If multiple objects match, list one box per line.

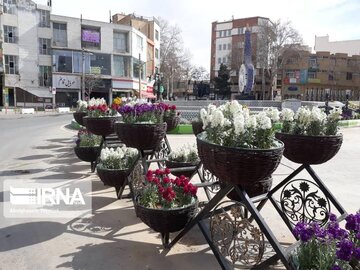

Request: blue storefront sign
left=288, top=86, right=298, bottom=91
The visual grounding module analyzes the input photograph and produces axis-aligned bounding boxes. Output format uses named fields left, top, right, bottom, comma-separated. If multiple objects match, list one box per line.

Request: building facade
left=280, top=50, right=360, bottom=101
left=210, top=16, right=272, bottom=99
left=315, top=35, right=360, bottom=56
left=0, top=0, right=159, bottom=108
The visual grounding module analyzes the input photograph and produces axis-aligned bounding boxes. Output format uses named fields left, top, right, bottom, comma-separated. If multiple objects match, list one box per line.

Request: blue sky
left=36, top=0, right=360, bottom=71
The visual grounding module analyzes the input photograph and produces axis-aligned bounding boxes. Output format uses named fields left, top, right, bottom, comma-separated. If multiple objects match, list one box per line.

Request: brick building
left=210, top=16, right=272, bottom=100
left=280, top=50, right=360, bottom=101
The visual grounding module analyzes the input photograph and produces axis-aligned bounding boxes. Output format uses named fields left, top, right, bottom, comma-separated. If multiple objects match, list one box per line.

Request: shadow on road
left=17, top=154, right=53, bottom=160
left=0, top=222, right=65, bottom=252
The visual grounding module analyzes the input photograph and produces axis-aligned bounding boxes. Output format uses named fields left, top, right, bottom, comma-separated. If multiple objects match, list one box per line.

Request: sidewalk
left=0, top=126, right=359, bottom=270
left=0, top=109, right=72, bottom=119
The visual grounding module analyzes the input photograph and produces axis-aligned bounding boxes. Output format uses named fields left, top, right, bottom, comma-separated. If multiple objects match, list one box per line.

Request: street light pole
left=81, top=49, right=85, bottom=100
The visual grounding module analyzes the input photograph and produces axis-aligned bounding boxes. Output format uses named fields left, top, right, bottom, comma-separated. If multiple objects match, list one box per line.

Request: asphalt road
left=0, top=114, right=73, bottom=168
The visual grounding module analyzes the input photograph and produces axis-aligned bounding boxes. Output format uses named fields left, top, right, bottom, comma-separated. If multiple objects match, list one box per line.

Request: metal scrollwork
left=280, top=179, right=331, bottom=226
left=200, top=165, right=220, bottom=193
left=155, top=139, right=171, bottom=166
left=129, top=161, right=145, bottom=196
left=210, top=201, right=265, bottom=266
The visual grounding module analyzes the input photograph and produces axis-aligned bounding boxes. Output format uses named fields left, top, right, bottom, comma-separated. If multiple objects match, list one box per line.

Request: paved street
left=0, top=115, right=359, bottom=270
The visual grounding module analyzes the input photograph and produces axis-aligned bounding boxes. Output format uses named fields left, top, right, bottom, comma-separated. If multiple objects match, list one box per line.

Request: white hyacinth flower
left=280, top=108, right=295, bottom=122
left=257, top=112, right=272, bottom=130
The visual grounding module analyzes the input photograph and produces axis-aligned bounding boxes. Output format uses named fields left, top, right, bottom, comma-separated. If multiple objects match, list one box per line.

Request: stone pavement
left=0, top=125, right=359, bottom=270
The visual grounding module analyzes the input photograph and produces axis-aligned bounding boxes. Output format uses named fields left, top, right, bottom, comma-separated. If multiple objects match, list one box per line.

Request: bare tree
left=84, top=75, right=103, bottom=98
left=257, top=19, right=303, bottom=99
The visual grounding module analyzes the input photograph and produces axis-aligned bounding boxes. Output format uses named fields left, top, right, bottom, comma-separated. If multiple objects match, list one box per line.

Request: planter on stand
left=191, top=120, right=203, bottom=136
left=165, top=160, right=199, bottom=178
left=74, top=146, right=101, bottom=172
left=114, top=122, right=167, bottom=152
left=275, top=133, right=343, bottom=165
left=83, top=116, right=120, bottom=137
left=73, top=112, right=87, bottom=126
left=135, top=196, right=198, bottom=246
left=164, top=115, right=180, bottom=133
left=97, top=165, right=134, bottom=199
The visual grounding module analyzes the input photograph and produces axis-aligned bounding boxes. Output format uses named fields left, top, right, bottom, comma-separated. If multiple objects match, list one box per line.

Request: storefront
left=52, top=74, right=81, bottom=107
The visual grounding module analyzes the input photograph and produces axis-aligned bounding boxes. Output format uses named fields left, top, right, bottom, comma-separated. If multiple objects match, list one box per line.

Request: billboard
left=82, top=29, right=100, bottom=43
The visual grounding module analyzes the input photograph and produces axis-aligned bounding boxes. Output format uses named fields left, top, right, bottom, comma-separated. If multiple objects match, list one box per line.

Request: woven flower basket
left=73, top=112, right=87, bottom=126
left=165, top=160, right=199, bottom=178
left=97, top=166, right=132, bottom=197
left=164, top=115, right=180, bottom=132
left=83, top=116, right=120, bottom=137
left=223, top=177, right=273, bottom=200
left=114, top=122, right=167, bottom=151
left=74, top=146, right=101, bottom=162
left=275, top=133, right=343, bottom=165
left=197, top=135, right=284, bottom=186
left=135, top=197, right=198, bottom=233
left=191, top=121, right=203, bottom=136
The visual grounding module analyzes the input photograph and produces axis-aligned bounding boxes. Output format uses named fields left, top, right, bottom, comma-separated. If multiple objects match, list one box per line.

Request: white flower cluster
left=280, top=108, right=295, bottom=122
left=294, top=106, right=327, bottom=127
left=169, top=143, right=199, bottom=163
left=281, top=106, right=342, bottom=136
left=99, top=146, right=138, bottom=170
left=200, top=100, right=276, bottom=148
left=88, top=98, right=107, bottom=107
left=100, top=146, right=138, bottom=161
left=264, top=107, right=280, bottom=123
left=328, top=107, right=342, bottom=121
left=76, top=100, right=88, bottom=110
left=200, top=100, right=274, bottom=134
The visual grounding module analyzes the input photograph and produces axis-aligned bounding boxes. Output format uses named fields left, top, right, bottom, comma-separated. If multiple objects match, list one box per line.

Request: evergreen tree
left=214, top=64, right=230, bottom=99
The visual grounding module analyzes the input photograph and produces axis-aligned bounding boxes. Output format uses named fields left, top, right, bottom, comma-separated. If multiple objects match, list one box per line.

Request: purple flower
left=345, top=214, right=358, bottom=231
left=353, top=247, right=360, bottom=260
left=331, top=265, right=342, bottom=270
left=329, top=213, right=337, bottom=222
left=336, top=239, right=353, bottom=261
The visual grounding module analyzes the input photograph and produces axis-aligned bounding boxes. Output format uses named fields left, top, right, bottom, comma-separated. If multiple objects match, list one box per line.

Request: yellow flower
left=113, top=97, right=122, bottom=105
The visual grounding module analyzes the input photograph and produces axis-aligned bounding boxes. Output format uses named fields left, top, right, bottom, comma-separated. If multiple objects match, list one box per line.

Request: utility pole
left=81, top=49, right=85, bottom=100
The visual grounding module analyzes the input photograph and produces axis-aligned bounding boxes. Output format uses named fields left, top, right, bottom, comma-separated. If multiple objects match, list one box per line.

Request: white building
left=315, top=35, right=360, bottom=56
left=1, top=0, right=53, bottom=108
left=0, top=0, right=160, bottom=108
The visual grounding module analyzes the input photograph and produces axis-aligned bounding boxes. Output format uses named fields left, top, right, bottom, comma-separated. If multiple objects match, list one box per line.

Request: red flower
left=170, top=105, right=176, bottom=110
left=164, top=168, right=171, bottom=175
left=163, top=177, right=171, bottom=184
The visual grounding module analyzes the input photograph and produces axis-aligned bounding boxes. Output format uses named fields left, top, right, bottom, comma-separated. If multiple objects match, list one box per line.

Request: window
left=222, top=44, right=226, bottom=50
left=286, top=70, right=295, bottom=78
left=222, top=57, right=226, bottom=63
left=218, top=57, right=221, bottom=64
left=39, top=66, right=52, bottom=86
left=218, top=44, right=221, bottom=51
left=227, top=30, right=231, bottom=36
left=82, top=27, right=101, bottom=49
left=90, top=53, right=111, bottom=75
left=227, top=44, right=231, bottom=50
left=238, top=28, right=244, bottom=35
left=53, top=22, right=67, bottom=47
left=155, top=48, right=159, bottom=59
left=309, top=57, right=317, bottom=67
left=39, top=38, right=51, bottom=55
left=113, top=31, right=128, bottom=53
left=346, top=72, right=353, bottom=80
left=155, top=30, right=159, bottom=41
left=328, top=72, right=334, bottom=81
left=53, top=50, right=72, bottom=73
left=39, top=10, right=50, bottom=28
left=136, top=34, right=143, bottom=50
left=4, top=25, right=17, bottom=43
left=133, top=57, right=145, bottom=79
left=113, top=55, right=131, bottom=77
left=3, top=0, right=17, bottom=14
left=308, top=71, right=317, bottom=79
left=5, top=55, right=19, bottom=74
left=73, top=51, right=91, bottom=73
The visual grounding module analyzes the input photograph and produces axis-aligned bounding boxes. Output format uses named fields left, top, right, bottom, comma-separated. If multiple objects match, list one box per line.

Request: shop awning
left=112, top=89, right=133, bottom=93
left=25, top=88, right=53, bottom=98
